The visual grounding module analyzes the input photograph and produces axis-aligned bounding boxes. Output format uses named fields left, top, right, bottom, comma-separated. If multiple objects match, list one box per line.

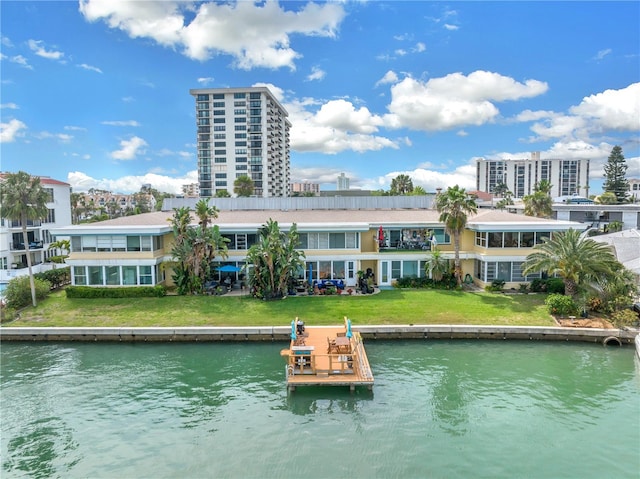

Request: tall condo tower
left=190, top=87, right=291, bottom=198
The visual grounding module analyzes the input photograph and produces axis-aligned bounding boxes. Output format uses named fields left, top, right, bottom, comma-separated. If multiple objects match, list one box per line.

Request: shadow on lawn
left=474, top=291, right=545, bottom=313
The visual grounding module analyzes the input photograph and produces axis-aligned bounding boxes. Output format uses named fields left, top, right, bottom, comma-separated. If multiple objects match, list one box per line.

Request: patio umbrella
left=378, top=226, right=384, bottom=244
left=308, top=263, right=313, bottom=287
left=290, top=320, right=297, bottom=341
left=346, top=318, right=353, bottom=338
left=217, top=265, right=242, bottom=273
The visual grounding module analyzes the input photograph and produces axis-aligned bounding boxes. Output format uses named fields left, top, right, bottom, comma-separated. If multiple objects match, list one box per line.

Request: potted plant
left=347, top=288, right=353, bottom=295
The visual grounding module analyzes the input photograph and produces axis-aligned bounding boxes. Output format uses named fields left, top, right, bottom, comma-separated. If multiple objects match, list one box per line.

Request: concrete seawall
left=1, top=325, right=637, bottom=345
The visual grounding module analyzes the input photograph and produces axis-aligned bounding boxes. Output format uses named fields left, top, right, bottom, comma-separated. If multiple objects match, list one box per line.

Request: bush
left=546, top=278, right=565, bottom=295
left=486, top=279, right=505, bottom=292
left=1, top=305, right=18, bottom=323
left=4, top=276, right=52, bottom=309
left=587, top=296, right=603, bottom=312
left=530, top=278, right=547, bottom=292
left=65, top=285, right=166, bottom=299
left=34, top=267, right=70, bottom=290
left=610, top=309, right=639, bottom=328
left=545, top=293, right=578, bottom=317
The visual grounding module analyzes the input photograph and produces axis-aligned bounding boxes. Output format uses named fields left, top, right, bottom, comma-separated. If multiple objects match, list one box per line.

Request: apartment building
left=628, top=178, right=640, bottom=202
left=51, top=197, right=584, bottom=290
left=290, top=182, right=320, bottom=195
left=476, top=152, right=590, bottom=199
left=0, top=175, right=72, bottom=282
left=77, top=190, right=157, bottom=220
left=190, top=86, right=291, bottom=198
left=337, top=172, right=350, bottom=190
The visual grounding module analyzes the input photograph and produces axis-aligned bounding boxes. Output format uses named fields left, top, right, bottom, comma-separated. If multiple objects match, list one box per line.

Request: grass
left=5, top=289, right=555, bottom=328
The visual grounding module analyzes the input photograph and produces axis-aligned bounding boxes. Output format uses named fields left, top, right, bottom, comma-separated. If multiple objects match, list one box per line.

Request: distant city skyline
left=1, top=1, right=638, bottom=195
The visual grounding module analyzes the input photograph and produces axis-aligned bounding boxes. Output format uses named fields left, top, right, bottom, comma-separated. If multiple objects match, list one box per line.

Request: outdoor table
left=334, top=336, right=351, bottom=353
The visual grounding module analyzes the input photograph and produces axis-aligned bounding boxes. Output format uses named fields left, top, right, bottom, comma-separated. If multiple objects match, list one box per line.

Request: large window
left=475, top=260, right=540, bottom=282
left=72, top=265, right=159, bottom=286
left=477, top=231, right=552, bottom=249
left=71, top=235, right=160, bottom=252
left=298, top=232, right=358, bottom=250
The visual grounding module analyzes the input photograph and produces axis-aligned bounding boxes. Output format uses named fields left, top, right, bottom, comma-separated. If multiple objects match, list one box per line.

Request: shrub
left=610, top=309, right=638, bottom=328
left=519, top=284, right=529, bottom=293
left=4, top=276, right=52, bottom=309
left=546, top=278, right=565, bottom=295
left=545, top=293, right=578, bottom=317
left=485, top=279, right=505, bottom=292
left=0, top=305, right=18, bottom=323
left=530, top=278, right=547, bottom=293
left=587, top=296, right=603, bottom=312
left=34, top=267, right=71, bottom=289
left=65, top=285, right=167, bottom=299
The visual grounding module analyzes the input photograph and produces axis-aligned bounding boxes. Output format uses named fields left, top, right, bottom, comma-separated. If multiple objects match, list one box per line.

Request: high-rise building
left=476, top=152, right=590, bottom=199
left=190, top=86, right=291, bottom=198
left=337, top=172, right=350, bottom=190
left=290, top=182, right=320, bottom=195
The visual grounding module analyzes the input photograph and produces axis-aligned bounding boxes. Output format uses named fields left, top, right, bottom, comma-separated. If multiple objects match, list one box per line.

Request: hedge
left=34, top=267, right=71, bottom=290
left=65, top=285, right=167, bottom=299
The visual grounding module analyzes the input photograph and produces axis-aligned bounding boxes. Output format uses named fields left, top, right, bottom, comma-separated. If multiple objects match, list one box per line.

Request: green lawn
left=5, top=289, right=554, bottom=327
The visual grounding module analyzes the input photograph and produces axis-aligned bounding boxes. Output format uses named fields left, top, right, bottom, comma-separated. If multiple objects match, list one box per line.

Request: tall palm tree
left=233, top=175, right=254, bottom=197
left=0, top=171, right=49, bottom=307
left=523, top=181, right=553, bottom=218
left=390, top=174, right=414, bottom=195
left=522, top=228, right=619, bottom=297
left=435, top=185, right=477, bottom=286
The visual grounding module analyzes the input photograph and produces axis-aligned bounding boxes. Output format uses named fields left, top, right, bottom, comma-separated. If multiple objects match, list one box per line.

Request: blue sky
left=1, top=1, right=639, bottom=195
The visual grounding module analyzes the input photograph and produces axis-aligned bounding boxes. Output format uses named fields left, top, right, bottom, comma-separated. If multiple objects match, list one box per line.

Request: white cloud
left=67, top=170, right=198, bottom=195
left=360, top=163, right=476, bottom=192
left=79, top=0, right=346, bottom=70
left=111, top=136, right=148, bottom=160
left=33, top=131, right=73, bottom=142
left=385, top=71, right=548, bottom=131
left=64, top=125, right=87, bottom=131
left=443, top=24, right=459, bottom=31
left=570, top=82, right=640, bottom=131
left=102, top=120, right=141, bottom=127
left=413, top=42, right=426, bottom=53
left=78, top=63, right=103, bottom=73
left=197, top=77, right=214, bottom=85
left=376, top=70, right=399, bottom=87
left=592, top=48, right=612, bottom=61
left=0, top=103, right=18, bottom=109
left=0, top=118, right=27, bottom=143
left=306, top=66, right=326, bottom=82
left=28, top=39, right=64, bottom=60
left=3, top=54, right=33, bottom=69
left=522, top=83, right=640, bottom=142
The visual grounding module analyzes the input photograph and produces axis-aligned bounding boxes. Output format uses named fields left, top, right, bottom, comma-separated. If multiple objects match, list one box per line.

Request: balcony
left=10, top=240, right=44, bottom=251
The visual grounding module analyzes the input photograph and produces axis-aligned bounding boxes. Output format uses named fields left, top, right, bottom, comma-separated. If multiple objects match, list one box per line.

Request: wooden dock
left=280, top=317, right=374, bottom=392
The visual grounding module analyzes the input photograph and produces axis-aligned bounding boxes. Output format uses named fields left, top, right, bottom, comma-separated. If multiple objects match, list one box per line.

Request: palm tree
left=523, top=181, right=553, bottom=218
left=435, top=185, right=477, bottom=286
left=234, top=175, right=254, bottom=197
left=246, top=219, right=305, bottom=300
left=522, top=229, right=619, bottom=297
left=390, top=174, right=414, bottom=195
left=0, top=171, right=49, bottom=307
left=425, top=249, right=449, bottom=282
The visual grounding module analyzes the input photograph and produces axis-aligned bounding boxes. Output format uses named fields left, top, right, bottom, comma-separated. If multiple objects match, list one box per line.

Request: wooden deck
left=280, top=317, right=374, bottom=392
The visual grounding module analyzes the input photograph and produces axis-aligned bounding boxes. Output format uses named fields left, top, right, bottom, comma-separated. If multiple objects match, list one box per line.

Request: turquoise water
left=1, top=340, right=638, bottom=478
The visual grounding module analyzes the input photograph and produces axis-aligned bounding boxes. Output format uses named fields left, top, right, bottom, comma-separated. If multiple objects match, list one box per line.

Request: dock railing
left=351, top=332, right=373, bottom=380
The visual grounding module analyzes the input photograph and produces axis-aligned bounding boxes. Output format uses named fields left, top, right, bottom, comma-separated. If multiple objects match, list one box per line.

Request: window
left=503, top=232, right=519, bottom=248
left=212, top=93, right=224, bottom=99
left=74, top=266, right=87, bottom=285
left=213, top=101, right=225, bottom=107
left=197, top=94, right=209, bottom=101
left=234, top=92, right=246, bottom=98
left=141, top=237, right=152, bottom=252
left=123, top=266, right=137, bottom=285
left=106, top=266, right=120, bottom=285
left=536, top=232, right=551, bottom=245
left=139, top=266, right=153, bottom=285
left=82, top=236, right=97, bottom=252
left=88, top=266, right=103, bottom=285
left=521, top=232, right=534, bottom=248
left=332, top=261, right=345, bottom=279
left=127, top=236, right=140, bottom=252
left=213, top=125, right=226, bottom=131
left=403, top=261, right=419, bottom=277
left=329, top=233, right=345, bottom=249
left=44, top=188, right=54, bottom=202
left=97, top=236, right=112, bottom=252
left=44, top=209, right=55, bottom=224
left=475, top=231, right=487, bottom=247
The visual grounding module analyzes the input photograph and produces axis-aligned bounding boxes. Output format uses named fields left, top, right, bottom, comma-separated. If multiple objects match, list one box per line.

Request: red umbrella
left=378, top=226, right=384, bottom=244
